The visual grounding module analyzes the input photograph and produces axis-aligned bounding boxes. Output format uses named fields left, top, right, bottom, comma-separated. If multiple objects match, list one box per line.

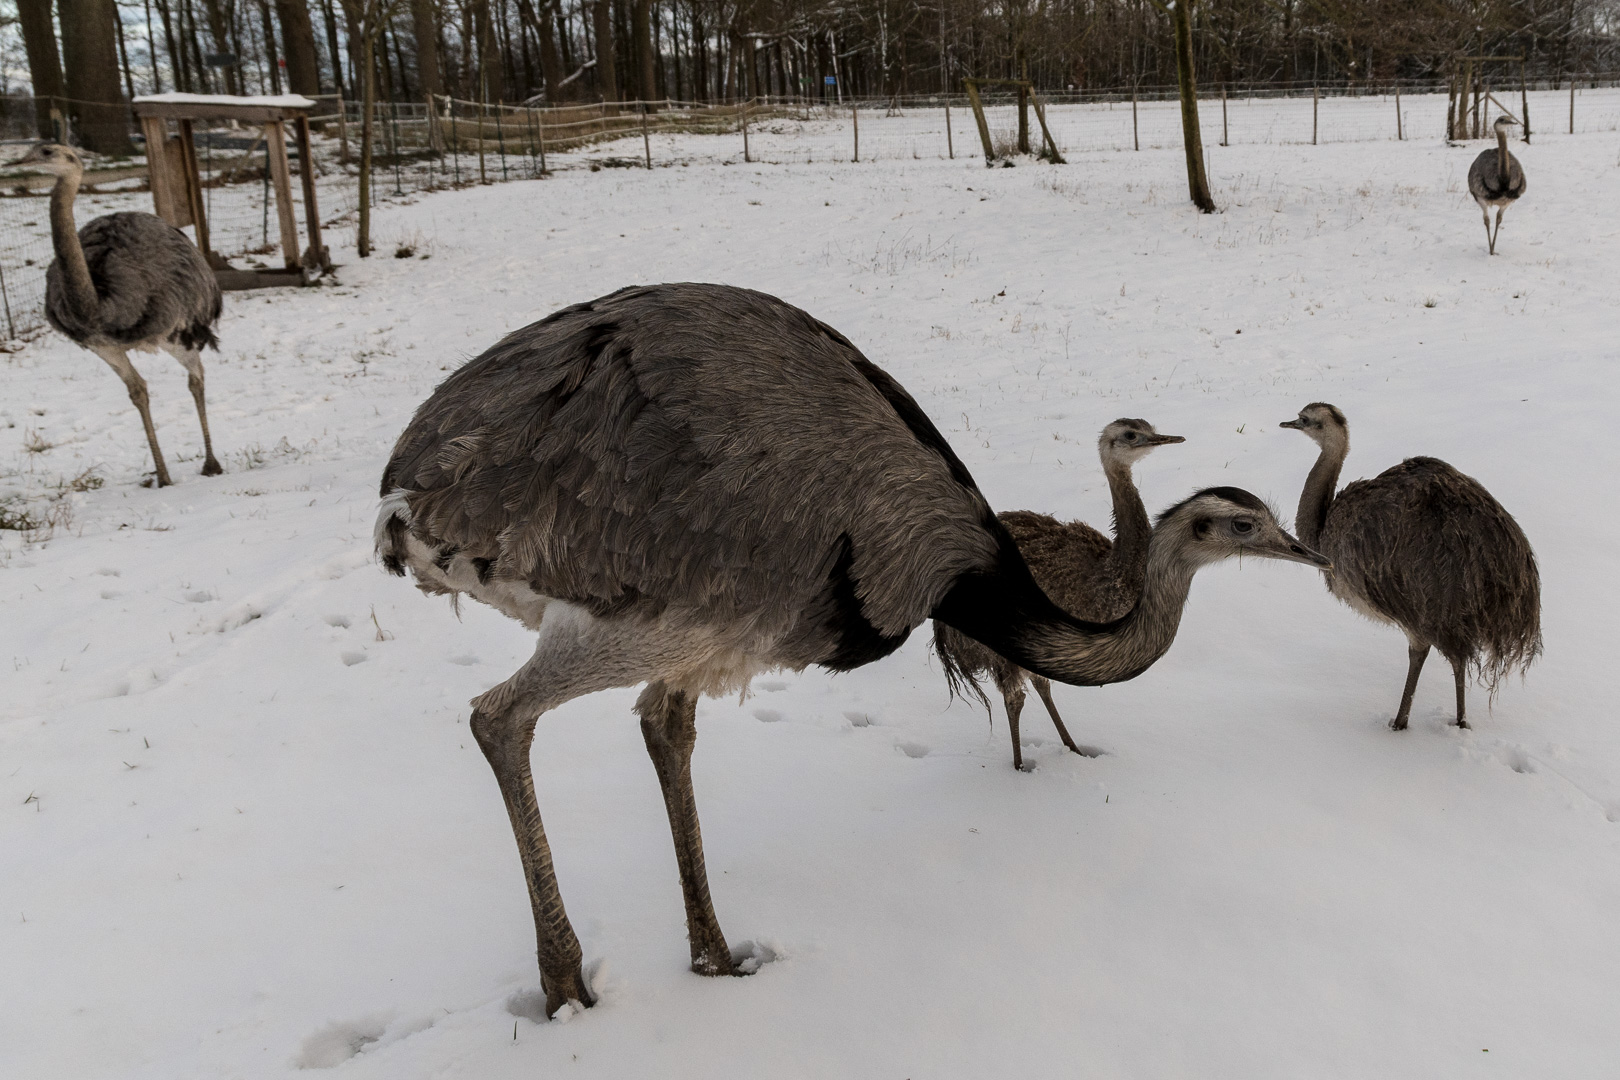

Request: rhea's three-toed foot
left=201, top=456, right=224, bottom=477
left=541, top=966, right=596, bottom=1017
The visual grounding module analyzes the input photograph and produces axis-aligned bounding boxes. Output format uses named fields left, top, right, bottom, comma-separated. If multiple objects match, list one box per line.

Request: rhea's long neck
left=1103, top=456, right=1151, bottom=575
left=1497, top=128, right=1510, bottom=181
left=49, top=171, right=99, bottom=326
left=933, top=524, right=1202, bottom=689
left=1293, top=439, right=1345, bottom=550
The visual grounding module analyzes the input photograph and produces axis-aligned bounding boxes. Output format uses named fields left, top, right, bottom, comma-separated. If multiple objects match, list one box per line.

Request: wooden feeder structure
left=132, top=93, right=331, bottom=290
left=962, top=78, right=1065, bottom=165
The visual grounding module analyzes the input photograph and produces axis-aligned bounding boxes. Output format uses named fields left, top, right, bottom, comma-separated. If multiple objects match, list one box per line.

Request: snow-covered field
left=4, top=118, right=1619, bottom=1079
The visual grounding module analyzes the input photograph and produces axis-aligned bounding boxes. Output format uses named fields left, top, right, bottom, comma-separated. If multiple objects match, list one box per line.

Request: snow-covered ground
left=4, top=119, right=1619, bottom=1079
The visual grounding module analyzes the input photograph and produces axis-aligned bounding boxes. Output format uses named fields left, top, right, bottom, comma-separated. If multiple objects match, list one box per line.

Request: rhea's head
left=1154, top=486, right=1330, bottom=570
left=1098, top=417, right=1185, bottom=468
left=1279, top=402, right=1349, bottom=453
left=15, top=141, right=85, bottom=178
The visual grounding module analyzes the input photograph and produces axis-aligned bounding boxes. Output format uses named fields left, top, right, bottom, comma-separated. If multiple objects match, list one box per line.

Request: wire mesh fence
left=1, top=78, right=1617, bottom=341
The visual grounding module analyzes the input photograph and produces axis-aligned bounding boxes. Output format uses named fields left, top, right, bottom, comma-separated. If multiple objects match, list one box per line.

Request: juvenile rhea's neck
left=1496, top=128, right=1510, bottom=180
left=934, top=518, right=1205, bottom=689
left=49, top=169, right=99, bottom=326
left=1102, top=454, right=1151, bottom=573
left=1294, top=434, right=1347, bottom=550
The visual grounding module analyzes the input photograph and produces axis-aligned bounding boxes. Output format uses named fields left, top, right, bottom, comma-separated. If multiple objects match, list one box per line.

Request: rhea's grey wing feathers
left=383, top=284, right=1000, bottom=644
left=64, top=212, right=220, bottom=349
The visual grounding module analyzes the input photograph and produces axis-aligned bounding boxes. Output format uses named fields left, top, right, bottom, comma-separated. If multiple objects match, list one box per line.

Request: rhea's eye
left=1232, top=519, right=1254, bottom=535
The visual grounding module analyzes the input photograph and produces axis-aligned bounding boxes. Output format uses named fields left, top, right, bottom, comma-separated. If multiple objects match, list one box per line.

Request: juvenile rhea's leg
left=1030, top=675, right=1084, bottom=755
left=94, top=347, right=171, bottom=487
left=998, top=672, right=1030, bottom=772
left=636, top=682, right=734, bottom=976
left=166, top=345, right=222, bottom=476
left=1391, top=644, right=1430, bottom=731
left=1492, top=207, right=1506, bottom=255
left=1450, top=659, right=1470, bottom=729
left=1481, top=207, right=1494, bottom=254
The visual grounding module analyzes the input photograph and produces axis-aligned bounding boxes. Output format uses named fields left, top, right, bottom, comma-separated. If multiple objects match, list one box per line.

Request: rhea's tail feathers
left=932, top=621, right=992, bottom=712
left=374, top=489, right=412, bottom=577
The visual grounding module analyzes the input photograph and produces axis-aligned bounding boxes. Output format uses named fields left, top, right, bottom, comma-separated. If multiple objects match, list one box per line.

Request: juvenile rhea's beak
left=1147, top=433, right=1187, bottom=446
left=1278, top=418, right=1303, bottom=430
left=1268, top=530, right=1332, bottom=569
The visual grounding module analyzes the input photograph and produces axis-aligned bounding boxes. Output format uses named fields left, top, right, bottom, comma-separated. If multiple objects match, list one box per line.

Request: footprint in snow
left=323, top=614, right=352, bottom=628
left=293, top=1015, right=389, bottom=1069
left=753, top=708, right=784, bottom=723
left=756, top=679, right=788, bottom=692
left=183, top=589, right=215, bottom=603
left=844, top=711, right=875, bottom=728
left=340, top=650, right=367, bottom=667
left=447, top=655, right=480, bottom=666
left=897, top=741, right=930, bottom=758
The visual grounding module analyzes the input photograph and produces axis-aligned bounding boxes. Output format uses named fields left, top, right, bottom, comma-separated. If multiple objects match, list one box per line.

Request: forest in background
left=2, top=0, right=1618, bottom=154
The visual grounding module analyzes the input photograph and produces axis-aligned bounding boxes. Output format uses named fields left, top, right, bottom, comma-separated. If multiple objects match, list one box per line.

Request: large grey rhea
left=1280, top=402, right=1541, bottom=730
left=17, top=141, right=223, bottom=486
left=1466, top=115, right=1527, bottom=255
left=376, top=283, right=1329, bottom=1017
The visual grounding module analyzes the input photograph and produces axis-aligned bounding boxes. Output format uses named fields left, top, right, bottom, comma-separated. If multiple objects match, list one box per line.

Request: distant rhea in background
left=16, top=141, right=224, bottom=487
left=1281, top=403, right=1541, bottom=731
left=1467, top=115, right=1527, bottom=255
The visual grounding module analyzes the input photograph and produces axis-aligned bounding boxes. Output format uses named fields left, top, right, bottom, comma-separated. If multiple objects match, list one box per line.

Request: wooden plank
left=963, top=79, right=995, bottom=163
left=1030, top=89, right=1065, bottom=163
left=133, top=101, right=305, bottom=123
left=294, top=116, right=326, bottom=271
left=176, top=120, right=212, bottom=261
left=263, top=120, right=301, bottom=270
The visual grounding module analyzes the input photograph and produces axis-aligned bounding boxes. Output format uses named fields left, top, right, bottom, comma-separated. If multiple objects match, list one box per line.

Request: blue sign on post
left=824, top=76, right=836, bottom=85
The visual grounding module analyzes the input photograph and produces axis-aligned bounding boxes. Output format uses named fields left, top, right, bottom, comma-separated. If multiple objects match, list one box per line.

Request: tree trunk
left=58, top=0, right=134, bottom=153
left=471, top=0, right=505, bottom=101
left=517, top=0, right=561, bottom=102
left=359, top=28, right=375, bottom=256
left=17, top=0, right=66, bottom=138
left=276, top=0, right=324, bottom=96
left=258, top=0, right=283, bottom=94
left=199, top=0, right=240, bottom=94
left=593, top=0, right=617, bottom=102
left=633, top=0, right=654, bottom=104
left=1171, top=0, right=1214, bottom=211
left=320, top=0, right=346, bottom=93
left=410, top=0, right=442, bottom=97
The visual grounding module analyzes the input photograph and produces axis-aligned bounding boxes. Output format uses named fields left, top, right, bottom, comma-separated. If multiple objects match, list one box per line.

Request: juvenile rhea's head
left=1493, top=115, right=1521, bottom=134
left=1279, top=402, right=1349, bottom=452
left=1154, top=487, right=1330, bottom=570
left=14, top=141, right=84, bottom=177
left=1098, top=417, right=1185, bottom=467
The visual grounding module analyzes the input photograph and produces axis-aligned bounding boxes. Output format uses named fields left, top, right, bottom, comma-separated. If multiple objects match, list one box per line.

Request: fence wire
left=1, top=80, right=1617, bottom=341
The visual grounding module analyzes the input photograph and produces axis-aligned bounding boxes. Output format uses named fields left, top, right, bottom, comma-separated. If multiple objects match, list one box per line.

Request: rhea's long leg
left=92, top=347, right=172, bottom=486
left=1030, top=675, right=1086, bottom=755
left=1391, top=644, right=1430, bottom=731
left=636, top=682, right=734, bottom=976
left=165, top=344, right=222, bottom=476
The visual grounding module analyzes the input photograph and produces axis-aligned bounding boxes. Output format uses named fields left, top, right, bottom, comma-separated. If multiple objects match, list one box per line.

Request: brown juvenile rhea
left=1281, top=402, right=1541, bottom=730
left=376, top=283, right=1329, bottom=1017
left=933, top=418, right=1185, bottom=770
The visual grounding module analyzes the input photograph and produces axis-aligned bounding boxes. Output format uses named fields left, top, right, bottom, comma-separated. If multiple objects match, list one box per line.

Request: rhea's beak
left=1270, top=530, right=1332, bottom=569
left=1278, top=419, right=1303, bottom=430
left=1148, top=433, right=1187, bottom=446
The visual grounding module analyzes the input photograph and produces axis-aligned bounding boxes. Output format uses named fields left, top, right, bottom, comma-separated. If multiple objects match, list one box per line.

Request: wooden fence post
left=964, top=79, right=994, bottom=163
left=742, top=98, right=751, bottom=162
left=1520, top=61, right=1531, bottom=143
left=1221, top=84, right=1228, bottom=146
left=945, top=101, right=953, bottom=159
left=1395, top=84, right=1403, bottom=140
left=1132, top=87, right=1139, bottom=150
left=1570, top=78, right=1575, bottom=133
left=852, top=103, right=859, bottom=162
left=1312, top=84, right=1318, bottom=144
left=641, top=105, right=652, bottom=169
